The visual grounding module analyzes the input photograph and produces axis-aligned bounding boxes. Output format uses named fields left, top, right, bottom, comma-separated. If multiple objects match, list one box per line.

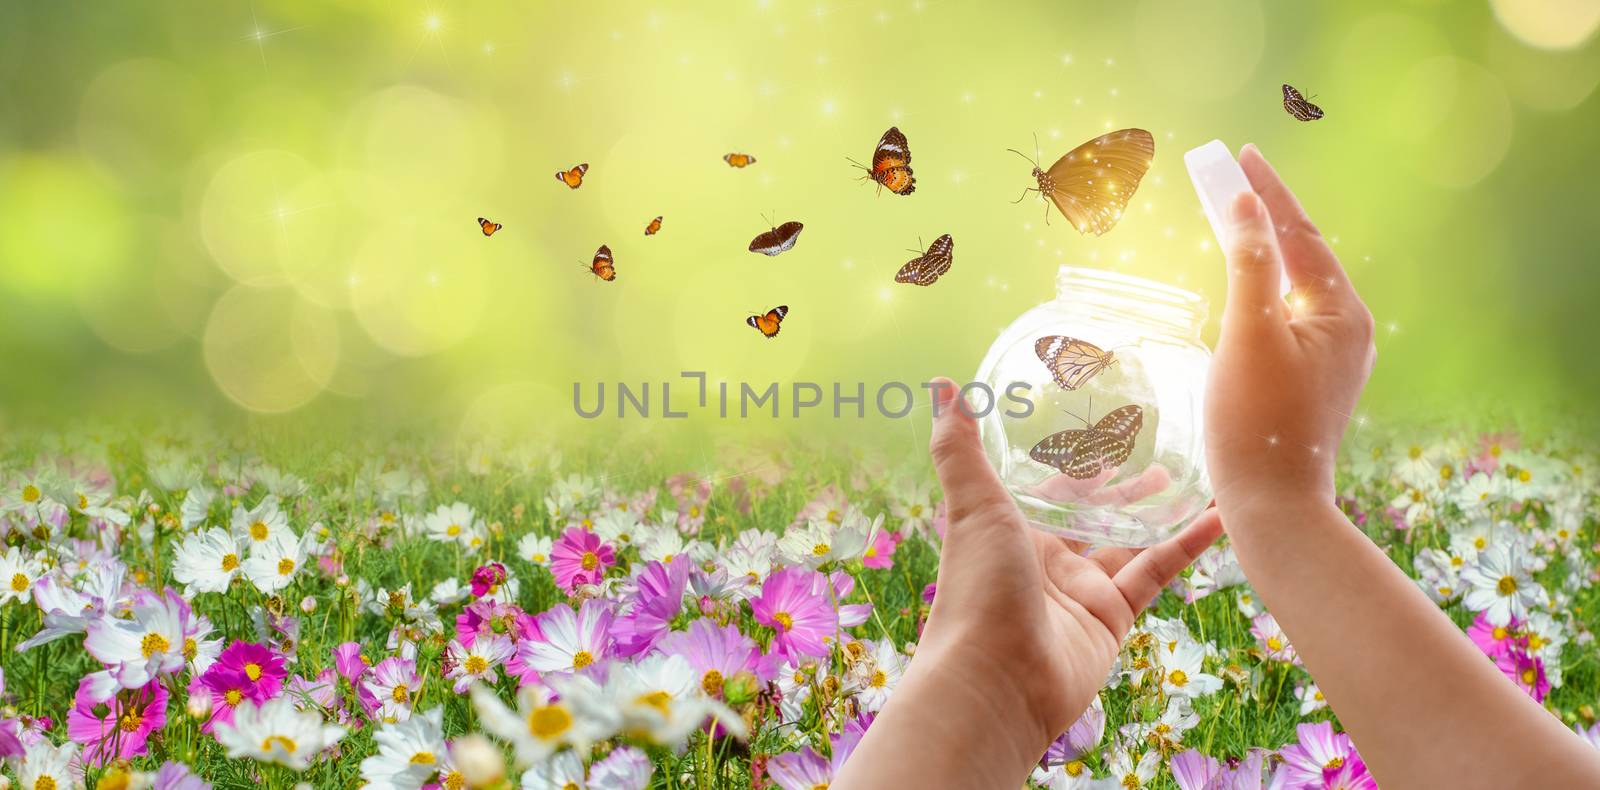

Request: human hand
left=914, top=379, right=1222, bottom=752
left=1205, top=145, right=1376, bottom=521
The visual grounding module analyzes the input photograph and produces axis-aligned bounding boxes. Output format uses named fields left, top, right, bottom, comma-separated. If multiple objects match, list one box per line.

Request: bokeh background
left=2, top=0, right=1599, bottom=450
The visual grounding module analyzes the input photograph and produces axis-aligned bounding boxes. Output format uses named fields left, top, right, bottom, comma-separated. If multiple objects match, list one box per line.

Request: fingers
left=1111, top=508, right=1224, bottom=614
left=927, top=377, right=1014, bottom=523
left=1221, top=190, right=1289, bottom=336
left=1238, top=145, right=1354, bottom=305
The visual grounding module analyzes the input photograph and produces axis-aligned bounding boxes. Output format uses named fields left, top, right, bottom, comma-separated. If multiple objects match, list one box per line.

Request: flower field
left=0, top=428, right=1596, bottom=789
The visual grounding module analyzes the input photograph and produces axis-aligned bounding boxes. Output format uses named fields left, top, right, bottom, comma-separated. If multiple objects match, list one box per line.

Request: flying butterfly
left=1282, top=84, right=1324, bottom=122
left=894, top=234, right=954, bottom=286
left=748, top=219, right=804, bottom=256
left=724, top=153, right=757, bottom=168
left=644, top=216, right=663, bottom=236
left=585, top=244, right=616, bottom=281
left=477, top=217, right=502, bottom=237
left=848, top=126, right=915, bottom=195
left=747, top=305, right=788, bottom=338
left=1010, top=128, right=1154, bottom=234
left=556, top=163, right=589, bottom=189
left=1035, top=336, right=1116, bottom=390
left=1028, top=404, right=1144, bottom=480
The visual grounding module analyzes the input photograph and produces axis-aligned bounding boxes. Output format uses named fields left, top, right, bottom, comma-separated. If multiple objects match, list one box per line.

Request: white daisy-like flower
left=518, top=533, right=554, bottom=567
left=470, top=676, right=616, bottom=767
left=179, top=487, right=215, bottom=531
left=243, top=531, right=305, bottom=594
left=518, top=599, right=614, bottom=675
left=446, top=635, right=513, bottom=693
left=603, top=653, right=746, bottom=749
left=83, top=589, right=187, bottom=690
left=18, top=740, right=81, bottom=790
left=429, top=578, right=468, bottom=606
left=0, top=546, right=43, bottom=606
left=1108, top=748, right=1160, bottom=789
left=359, top=706, right=448, bottom=790
left=215, top=696, right=347, bottom=771
left=424, top=502, right=481, bottom=549
left=231, top=495, right=290, bottom=549
left=851, top=638, right=905, bottom=713
left=171, top=526, right=245, bottom=594
left=1157, top=640, right=1222, bottom=699
left=777, top=513, right=877, bottom=568
left=1461, top=542, right=1549, bottom=626
left=1296, top=681, right=1328, bottom=715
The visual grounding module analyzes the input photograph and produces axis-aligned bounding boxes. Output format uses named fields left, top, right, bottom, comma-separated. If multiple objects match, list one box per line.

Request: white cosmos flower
left=18, top=740, right=81, bottom=790
left=1157, top=640, right=1222, bottom=699
left=179, top=486, right=215, bottom=531
left=359, top=707, right=448, bottom=790
left=1461, top=542, right=1549, bottom=626
left=171, top=526, right=245, bottom=594
left=1413, top=548, right=1462, bottom=604
left=777, top=513, right=877, bottom=568
left=0, top=546, right=43, bottom=605
left=1296, top=681, right=1328, bottom=715
left=519, top=599, right=613, bottom=675
left=83, top=589, right=187, bottom=690
left=851, top=638, right=905, bottom=713
left=1108, top=749, right=1160, bottom=789
left=518, top=533, right=554, bottom=567
left=232, top=495, right=290, bottom=549
left=215, top=696, right=347, bottom=771
left=446, top=635, right=513, bottom=693
left=243, top=531, right=306, bottom=594
left=603, top=653, right=747, bottom=749
left=470, top=677, right=617, bottom=767
left=424, top=502, right=481, bottom=549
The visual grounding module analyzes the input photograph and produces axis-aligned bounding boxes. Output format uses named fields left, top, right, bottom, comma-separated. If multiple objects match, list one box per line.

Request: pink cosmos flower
left=153, top=761, right=211, bottom=790
left=66, top=674, right=168, bottom=762
left=656, top=618, right=779, bottom=698
left=1041, top=698, right=1105, bottom=768
left=362, top=656, right=421, bottom=721
left=210, top=641, right=287, bottom=702
left=518, top=598, right=615, bottom=676
left=752, top=567, right=838, bottom=660
left=612, top=556, right=690, bottom=657
left=446, top=634, right=515, bottom=693
left=1468, top=612, right=1523, bottom=658
left=332, top=642, right=369, bottom=683
left=549, top=526, right=616, bottom=592
left=199, top=668, right=253, bottom=730
left=1251, top=613, right=1298, bottom=664
left=470, top=561, right=510, bottom=598
left=1278, top=722, right=1374, bottom=789
left=1496, top=647, right=1551, bottom=703
left=792, top=484, right=850, bottom=528
left=767, top=746, right=832, bottom=790
left=1169, top=749, right=1268, bottom=790
left=286, top=670, right=339, bottom=713
left=861, top=529, right=902, bottom=570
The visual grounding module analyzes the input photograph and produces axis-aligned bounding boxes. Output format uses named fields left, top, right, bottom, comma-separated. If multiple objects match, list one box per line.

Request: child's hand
left=1205, top=145, right=1376, bottom=520
left=838, top=380, right=1221, bottom=786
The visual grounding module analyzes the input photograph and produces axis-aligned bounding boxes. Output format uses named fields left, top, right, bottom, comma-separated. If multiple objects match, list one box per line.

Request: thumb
left=927, top=378, right=1013, bottom=521
left=1222, top=190, right=1287, bottom=335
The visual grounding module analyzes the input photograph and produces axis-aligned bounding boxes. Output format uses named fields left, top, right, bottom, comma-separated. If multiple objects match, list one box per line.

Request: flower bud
left=186, top=691, right=213, bottom=719
left=299, top=596, right=317, bottom=614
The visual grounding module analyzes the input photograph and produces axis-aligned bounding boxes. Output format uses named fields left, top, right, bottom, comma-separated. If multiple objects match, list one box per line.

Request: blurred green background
left=2, top=0, right=1598, bottom=448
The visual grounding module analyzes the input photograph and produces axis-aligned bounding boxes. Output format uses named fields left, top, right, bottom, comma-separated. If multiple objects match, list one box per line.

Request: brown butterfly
left=749, top=220, right=804, bottom=256
left=644, top=216, right=663, bottom=236
left=1035, top=336, right=1116, bottom=390
left=747, top=305, right=788, bottom=338
left=477, top=217, right=502, bottom=237
left=556, top=163, right=589, bottom=189
left=848, top=127, right=915, bottom=195
left=1282, top=84, right=1324, bottom=122
left=585, top=244, right=616, bottom=281
left=1010, top=129, right=1154, bottom=234
left=724, top=153, right=757, bottom=168
left=1028, top=404, right=1144, bottom=479
left=895, top=234, right=954, bottom=286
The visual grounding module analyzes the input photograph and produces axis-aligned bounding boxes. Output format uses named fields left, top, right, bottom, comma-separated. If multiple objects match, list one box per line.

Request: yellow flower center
left=1474, top=537, right=1487, bottom=551
left=1168, top=669, right=1189, bottom=687
left=581, top=551, right=599, bottom=571
left=572, top=650, right=594, bottom=669
left=21, top=484, right=40, bottom=503
left=1267, top=636, right=1284, bottom=651
left=701, top=669, right=724, bottom=696
left=36, top=778, right=57, bottom=790
left=1519, top=469, right=1531, bottom=483
left=1408, top=446, right=1423, bottom=460
left=410, top=751, right=437, bottom=764
left=1522, top=668, right=1537, bottom=685
left=78, top=494, right=89, bottom=510
left=1439, top=464, right=1454, bottom=480
left=446, top=524, right=461, bottom=537
left=443, top=772, right=466, bottom=790
left=245, top=662, right=263, bottom=682
left=278, top=557, right=295, bottom=575
left=224, top=689, right=244, bottom=706
left=9, top=573, right=28, bottom=593
left=250, top=521, right=268, bottom=541
left=184, top=638, right=197, bottom=659
left=773, top=611, right=794, bottom=631
left=1066, top=761, right=1085, bottom=776
left=1529, top=634, right=1546, bottom=650
left=465, top=655, right=489, bottom=674
left=528, top=705, right=573, bottom=740
left=262, top=734, right=298, bottom=753
left=636, top=690, right=672, bottom=714
left=531, top=553, right=546, bottom=563
left=140, top=633, right=170, bottom=658
left=1325, top=756, right=1344, bottom=770
left=864, top=546, right=877, bottom=558
left=1497, top=575, right=1518, bottom=595
left=812, top=543, right=831, bottom=557
left=392, top=684, right=409, bottom=703
left=1122, top=773, right=1141, bottom=789
left=1492, top=626, right=1508, bottom=640
left=870, top=669, right=887, bottom=688
left=221, top=553, right=239, bottom=572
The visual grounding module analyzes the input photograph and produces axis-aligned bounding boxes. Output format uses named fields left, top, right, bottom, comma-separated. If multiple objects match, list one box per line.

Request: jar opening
left=1053, top=266, right=1207, bottom=339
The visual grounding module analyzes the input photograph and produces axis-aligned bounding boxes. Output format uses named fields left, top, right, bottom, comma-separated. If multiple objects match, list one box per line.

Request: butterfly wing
left=645, top=216, right=662, bottom=235
left=1031, top=404, right=1144, bottom=479
left=558, top=163, right=588, bottom=188
left=724, top=153, right=755, bottom=167
left=477, top=217, right=501, bottom=237
left=894, top=234, right=954, bottom=285
left=1044, top=128, right=1154, bottom=235
left=592, top=244, right=616, bottom=281
left=1029, top=429, right=1090, bottom=472
left=870, top=127, right=916, bottom=195
left=1282, top=84, right=1324, bottom=121
left=748, top=221, right=803, bottom=256
left=748, top=305, right=787, bottom=337
left=1034, top=336, right=1114, bottom=390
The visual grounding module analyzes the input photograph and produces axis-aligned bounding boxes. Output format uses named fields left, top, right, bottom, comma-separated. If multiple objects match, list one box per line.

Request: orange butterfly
left=644, top=216, right=663, bottom=236
left=747, top=305, right=788, bottom=338
left=848, top=127, right=915, bottom=195
left=724, top=153, right=757, bottom=168
left=585, top=245, right=616, bottom=281
left=477, top=217, right=502, bottom=237
left=556, top=163, right=589, bottom=189
left=1010, top=129, right=1153, bottom=234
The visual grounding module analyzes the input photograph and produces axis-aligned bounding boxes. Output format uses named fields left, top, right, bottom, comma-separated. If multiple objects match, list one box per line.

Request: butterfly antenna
left=1033, top=132, right=1041, bottom=165
left=1005, top=148, right=1040, bottom=168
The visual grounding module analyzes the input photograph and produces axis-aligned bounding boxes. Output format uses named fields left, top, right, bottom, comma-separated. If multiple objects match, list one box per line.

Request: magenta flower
left=332, top=642, right=369, bottom=683
left=1042, top=698, right=1105, bottom=768
left=1468, top=612, right=1523, bottom=658
left=199, top=668, right=252, bottom=730
left=752, top=567, right=838, bottom=660
left=613, top=556, right=690, bottom=657
left=657, top=618, right=778, bottom=697
left=921, top=582, right=937, bottom=604
left=549, top=526, right=616, bottom=592
left=862, top=529, right=902, bottom=570
left=1278, top=722, right=1373, bottom=789
left=470, top=561, right=510, bottom=598
left=1170, top=749, right=1267, bottom=790
left=1251, top=613, right=1298, bottom=664
left=66, top=674, right=168, bottom=762
left=767, top=746, right=833, bottom=790
left=362, top=656, right=422, bottom=721
left=209, top=641, right=286, bottom=702
left=1496, top=647, right=1551, bottom=702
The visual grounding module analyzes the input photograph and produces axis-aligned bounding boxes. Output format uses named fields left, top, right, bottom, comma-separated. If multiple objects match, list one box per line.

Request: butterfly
left=1282, top=84, right=1324, bottom=122
left=747, top=305, right=788, bottom=338
left=1009, top=129, right=1154, bottom=234
left=477, top=217, right=502, bottom=237
left=848, top=126, right=915, bottom=195
left=1035, top=336, right=1116, bottom=390
left=644, top=216, right=663, bottom=236
left=1028, top=404, right=1144, bottom=480
left=556, top=163, right=589, bottom=189
left=585, top=244, right=616, bottom=281
left=895, top=234, right=954, bottom=286
left=749, top=220, right=804, bottom=256
left=724, top=153, right=757, bottom=168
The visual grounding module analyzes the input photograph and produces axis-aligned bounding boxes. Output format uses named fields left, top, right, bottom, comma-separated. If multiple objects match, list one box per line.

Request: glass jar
left=974, top=266, right=1212, bottom=547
